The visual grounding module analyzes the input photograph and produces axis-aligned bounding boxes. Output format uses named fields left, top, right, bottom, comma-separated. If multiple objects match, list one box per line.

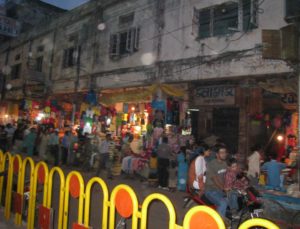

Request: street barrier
left=20, top=157, right=35, bottom=228
left=13, top=154, right=23, bottom=225
left=0, top=151, right=4, bottom=203
left=4, top=152, right=13, bottom=219
left=140, top=193, right=177, bottom=229
left=0, top=154, right=281, bottom=229
left=63, top=171, right=85, bottom=229
left=109, top=184, right=139, bottom=229
left=44, top=166, right=65, bottom=229
left=29, top=161, right=49, bottom=228
left=182, top=206, right=226, bottom=229
left=84, top=177, right=109, bottom=229
left=239, top=218, right=280, bottom=229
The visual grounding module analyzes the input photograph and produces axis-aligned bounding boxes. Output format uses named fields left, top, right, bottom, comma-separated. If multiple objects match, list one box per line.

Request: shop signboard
left=195, top=85, right=235, bottom=106
left=0, top=15, right=20, bottom=37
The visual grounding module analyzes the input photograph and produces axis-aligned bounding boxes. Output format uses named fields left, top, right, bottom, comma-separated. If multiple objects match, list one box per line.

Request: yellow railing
left=0, top=152, right=280, bottom=229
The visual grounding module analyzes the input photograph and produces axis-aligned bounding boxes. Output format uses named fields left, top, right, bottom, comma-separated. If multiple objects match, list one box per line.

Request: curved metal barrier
left=84, top=177, right=109, bottom=229
left=28, top=161, right=49, bottom=228
left=0, top=154, right=281, bottom=229
left=140, top=193, right=177, bottom=229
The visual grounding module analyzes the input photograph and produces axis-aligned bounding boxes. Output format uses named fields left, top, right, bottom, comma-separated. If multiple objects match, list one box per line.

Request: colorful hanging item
left=86, top=90, right=97, bottom=105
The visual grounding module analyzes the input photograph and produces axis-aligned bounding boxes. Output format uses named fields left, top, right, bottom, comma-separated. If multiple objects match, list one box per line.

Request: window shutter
left=262, top=30, right=281, bottom=59
left=109, top=34, right=120, bottom=58
left=126, top=29, right=133, bottom=53
left=250, top=0, right=258, bottom=27
left=192, top=7, right=199, bottom=36
left=134, top=27, right=140, bottom=51
left=63, top=49, right=68, bottom=68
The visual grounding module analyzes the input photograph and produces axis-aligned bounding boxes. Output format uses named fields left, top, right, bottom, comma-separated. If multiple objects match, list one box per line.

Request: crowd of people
left=0, top=122, right=79, bottom=166
left=0, top=121, right=294, bottom=224
left=146, top=136, right=292, bottom=224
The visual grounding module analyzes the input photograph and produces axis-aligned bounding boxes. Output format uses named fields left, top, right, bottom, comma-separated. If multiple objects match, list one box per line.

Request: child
left=149, top=152, right=158, bottom=180
left=225, top=158, right=248, bottom=192
left=224, top=158, right=248, bottom=218
left=261, top=153, right=286, bottom=191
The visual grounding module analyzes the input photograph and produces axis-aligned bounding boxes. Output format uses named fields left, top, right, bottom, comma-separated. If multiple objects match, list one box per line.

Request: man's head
left=269, top=153, right=277, bottom=160
left=216, top=145, right=227, bottom=161
left=227, top=158, right=238, bottom=172
left=201, top=144, right=212, bottom=157
left=106, top=133, right=112, bottom=140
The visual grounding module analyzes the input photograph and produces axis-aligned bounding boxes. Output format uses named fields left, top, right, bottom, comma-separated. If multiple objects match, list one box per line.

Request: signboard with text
left=195, top=85, right=235, bottom=106
left=0, top=15, right=20, bottom=37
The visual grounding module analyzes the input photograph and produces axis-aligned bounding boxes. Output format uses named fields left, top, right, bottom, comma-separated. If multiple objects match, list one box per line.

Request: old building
left=0, top=0, right=298, bottom=156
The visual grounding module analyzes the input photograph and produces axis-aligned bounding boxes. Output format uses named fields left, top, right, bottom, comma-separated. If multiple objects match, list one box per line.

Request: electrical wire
left=2, top=0, right=266, bottom=84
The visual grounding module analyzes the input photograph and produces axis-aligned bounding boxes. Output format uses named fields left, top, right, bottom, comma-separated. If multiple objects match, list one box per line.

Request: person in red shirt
left=225, top=158, right=249, bottom=191
left=224, top=158, right=249, bottom=218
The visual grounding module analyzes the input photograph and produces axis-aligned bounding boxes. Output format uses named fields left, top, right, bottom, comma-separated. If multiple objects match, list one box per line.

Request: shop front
left=191, top=84, right=240, bottom=153
left=98, top=84, right=193, bottom=154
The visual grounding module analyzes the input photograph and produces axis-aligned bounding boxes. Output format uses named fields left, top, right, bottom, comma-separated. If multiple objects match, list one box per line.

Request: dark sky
left=41, top=0, right=90, bottom=10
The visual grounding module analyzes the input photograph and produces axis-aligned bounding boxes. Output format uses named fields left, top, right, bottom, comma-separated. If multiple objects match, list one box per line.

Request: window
left=36, top=56, right=43, bottom=72
left=37, top=45, right=44, bottom=52
left=11, top=64, right=21, bottom=80
left=213, top=2, right=238, bottom=36
left=243, top=0, right=258, bottom=30
left=195, top=0, right=258, bottom=39
left=119, top=13, right=135, bottom=26
left=285, top=0, right=300, bottom=20
left=198, top=8, right=211, bottom=39
left=63, top=47, right=76, bottom=68
left=109, top=27, right=140, bottom=59
left=15, top=54, right=21, bottom=61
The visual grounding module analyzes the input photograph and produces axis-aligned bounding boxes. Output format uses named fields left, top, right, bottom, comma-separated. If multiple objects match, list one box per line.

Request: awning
left=258, top=78, right=297, bottom=94
left=99, top=84, right=185, bottom=105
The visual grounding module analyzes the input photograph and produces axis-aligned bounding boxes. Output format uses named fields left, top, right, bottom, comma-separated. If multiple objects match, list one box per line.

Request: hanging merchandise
left=283, top=111, right=292, bottom=127
left=153, top=110, right=165, bottom=128
left=287, top=134, right=297, bottom=147
left=151, top=100, right=166, bottom=112
left=86, top=107, right=94, bottom=118
left=273, top=115, right=282, bottom=129
left=166, top=98, right=173, bottom=125
left=264, top=114, right=271, bottom=129
left=172, top=100, right=180, bottom=125
left=116, top=113, right=123, bottom=126
left=145, top=103, right=152, bottom=113
left=86, top=90, right=97, bottom=105
left=123, top=103, right=129, bottom=113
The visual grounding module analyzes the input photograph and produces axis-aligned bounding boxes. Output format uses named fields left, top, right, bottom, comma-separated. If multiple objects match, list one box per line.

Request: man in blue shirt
left=261, top=153, right=286, bottom=190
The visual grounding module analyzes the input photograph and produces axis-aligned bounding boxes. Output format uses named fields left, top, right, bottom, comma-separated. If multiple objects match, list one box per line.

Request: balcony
left=25, top=68, right=46, bottom=84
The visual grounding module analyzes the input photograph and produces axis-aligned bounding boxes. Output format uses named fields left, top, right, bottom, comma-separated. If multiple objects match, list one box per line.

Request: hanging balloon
left=45, top=106, right=51, bottom=113
left=51, top=100, right=58, bottom=107
left=45, top=100, right=51, bottom=107
left=264, top=114, right=270, bottom=121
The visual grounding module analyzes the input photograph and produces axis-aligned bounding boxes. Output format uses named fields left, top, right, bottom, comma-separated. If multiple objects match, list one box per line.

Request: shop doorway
left=212, top=107, right=239, bottom=153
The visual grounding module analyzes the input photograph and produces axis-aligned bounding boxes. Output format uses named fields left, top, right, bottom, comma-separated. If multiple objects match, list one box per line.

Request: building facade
left=0, top=0, right=298, bottom=156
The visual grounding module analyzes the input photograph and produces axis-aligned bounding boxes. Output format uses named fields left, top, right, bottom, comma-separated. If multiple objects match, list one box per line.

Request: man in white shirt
left=247, top=144, right=263, bottom=185
left=188, top=145, right=211, bottom=190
